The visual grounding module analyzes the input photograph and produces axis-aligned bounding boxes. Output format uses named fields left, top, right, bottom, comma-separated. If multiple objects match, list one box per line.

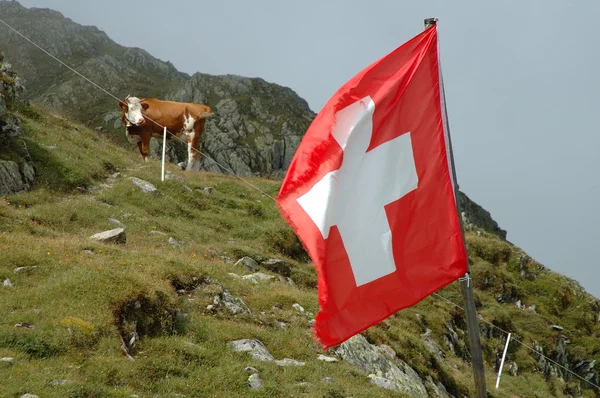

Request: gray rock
left=457, top=191, right=507, bottom=239
left=20, top=394, right=40, bottom=398
left=368, top=374, right=404, bottom=393
left=550, top=325, right=564, bottom=331
left=50, top=379, right=72, bottom=386
left=261, top=258, right=292, bottom=277
left=322, top=377, right=334, bottom=384
left=274, top=358, right=305, bottom=367
left=244, top=366, right=259, bottom=374
left=421, top=329, right=445, bottom=360
left=168, top=237, right=182, bottom=248
left=574, top=359, right=596, bottom=380
left=242, top=273, right=274, bottom=284
left=129, top=177, right=157, bottom=194
left=213, top=289, right=251, bottom=315
left=165, top=172, right=184, bottom=182
left=248, top=373, right=263, bottom=390
left=292, top=303, right=305, bottom=313
left=0, top=160, right=32, bottom=195
left=89, top=228, right=126, bottom=244
left=424, top=376, right=452, bottom=398
left=108, top=218, right=124, bottom=227
left=150, top=230, right=167, bottom=236
left=278, top=276, right=296, bottom=286
left=508, top=361, right=518, bottom=377
left=317, top=354, right=339, bottom=363
left=13, top=266, right=37, bottom=274
left=230, top=339, right=275, bottom=362
left=234, top=257, right=260, bottom=273
left=334, top=334, right=428, bottom=398
left=203, top=187, right=213, bottom=195
left=0, top=357, right=14, bottom=364
left=3, top=279, right=13, bottom=288
left=177, top=162, right=187, bottom=170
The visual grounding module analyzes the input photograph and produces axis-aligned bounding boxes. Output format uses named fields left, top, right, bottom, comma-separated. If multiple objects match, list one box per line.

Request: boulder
left=334, top=334, right=428, bottom=397
left=89, top=228, right=126, bottom=244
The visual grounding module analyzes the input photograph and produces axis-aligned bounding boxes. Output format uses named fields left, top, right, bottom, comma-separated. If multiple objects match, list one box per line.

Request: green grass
left=0, top=104, right=599, bottom=397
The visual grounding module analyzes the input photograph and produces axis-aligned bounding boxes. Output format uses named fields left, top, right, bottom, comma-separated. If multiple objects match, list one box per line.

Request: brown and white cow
left=118, top=96, right=212, bottom=171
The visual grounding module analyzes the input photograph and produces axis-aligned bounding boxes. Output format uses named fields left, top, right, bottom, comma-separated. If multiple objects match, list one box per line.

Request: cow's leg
left=186, top=118, right=205, bottom=172
left=140, top=134, right=151, bottom=162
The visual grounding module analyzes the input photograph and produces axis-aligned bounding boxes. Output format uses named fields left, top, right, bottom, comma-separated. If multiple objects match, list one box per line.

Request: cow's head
left=118, top=95, right=149, bottom=127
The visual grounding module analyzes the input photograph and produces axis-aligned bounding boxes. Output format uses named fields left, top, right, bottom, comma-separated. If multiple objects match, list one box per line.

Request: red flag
left=277, top=25, right=467, bottom=349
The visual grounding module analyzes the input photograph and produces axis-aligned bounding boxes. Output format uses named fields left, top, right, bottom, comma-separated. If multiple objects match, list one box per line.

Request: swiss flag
left=277, top=25, right=467, bottom=349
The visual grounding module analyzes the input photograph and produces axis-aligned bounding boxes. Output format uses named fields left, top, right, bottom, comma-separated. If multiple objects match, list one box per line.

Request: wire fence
left=2, top=13, right=599, bottom=395
left=432, top=292, right=600, bottom=392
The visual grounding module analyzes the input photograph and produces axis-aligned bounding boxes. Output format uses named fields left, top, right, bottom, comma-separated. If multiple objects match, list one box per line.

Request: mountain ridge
left=0, top=0, right=315, bottom=177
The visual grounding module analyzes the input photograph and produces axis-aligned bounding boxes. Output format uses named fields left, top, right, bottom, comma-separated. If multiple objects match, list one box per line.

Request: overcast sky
left=17, top=0, right=600, bottom=300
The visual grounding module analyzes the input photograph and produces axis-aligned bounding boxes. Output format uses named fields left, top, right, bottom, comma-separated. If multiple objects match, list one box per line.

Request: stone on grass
left=261, top=258, right=291, bottom=277
left=129, top=177, right=157, bottom=194
left=168, top=237, right=182, bottom=248
left=13, top=266, right=37, bottom=274
left=0, top=357, right=14, bottom=364
left=89, top=228, right=126, bottom=244
left=50, top=379, right=72, bottom=386
left=230, top=339, right=274, bottom=362
left=3, top=279, right=14, bottom=288
left=242, top=273, right=275, bottom=284
left=292, top=303, right=305, bottom=313
left=234, top=257, right=260, bottom=273
left=274, top=358, right=305, bottom=367
left=248, top=373, right=263, bottom=390
left=213, top=290, right=251, bottom=315
left=335, top=334, right=428, bottom=397
left=318, top=354, right=339, bottom=363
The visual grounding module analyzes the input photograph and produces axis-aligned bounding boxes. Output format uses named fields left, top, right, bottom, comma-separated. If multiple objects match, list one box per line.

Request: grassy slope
left=0, top=105, right=598, bottom=398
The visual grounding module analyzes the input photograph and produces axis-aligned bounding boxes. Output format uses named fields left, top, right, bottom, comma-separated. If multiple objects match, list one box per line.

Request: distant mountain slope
left=0, top=1, right=315, bottom=177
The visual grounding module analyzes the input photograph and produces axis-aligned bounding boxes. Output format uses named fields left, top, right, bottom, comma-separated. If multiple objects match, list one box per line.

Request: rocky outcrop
left=457, top=191, right=507, bottom=239
left=0, top=160, right=34, bottom=195
left=334, top=334, right=429, bottom=397
left=164, top=73, right=314, bottom=177
left=0, top=51, right=35, bottom=195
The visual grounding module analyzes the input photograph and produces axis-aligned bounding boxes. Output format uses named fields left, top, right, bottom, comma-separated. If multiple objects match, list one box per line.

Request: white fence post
left=496, top=332, right=512, bottom=389
left=161, top=126, right=167, bottom=181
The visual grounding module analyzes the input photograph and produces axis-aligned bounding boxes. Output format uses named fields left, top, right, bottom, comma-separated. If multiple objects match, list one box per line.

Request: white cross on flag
left=277, top=25, right=467, bottom=349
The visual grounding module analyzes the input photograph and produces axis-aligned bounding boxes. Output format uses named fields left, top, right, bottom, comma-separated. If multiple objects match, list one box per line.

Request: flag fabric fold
left=277, top=25, right=467, bottom=350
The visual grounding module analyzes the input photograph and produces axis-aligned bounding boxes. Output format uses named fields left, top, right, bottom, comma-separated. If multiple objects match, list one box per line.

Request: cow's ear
left=118, top=101, right=127, bottom=110
left=141, top=103, right=149, bottom=110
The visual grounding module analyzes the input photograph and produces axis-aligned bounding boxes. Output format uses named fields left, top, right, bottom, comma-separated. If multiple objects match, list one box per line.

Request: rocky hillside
left=0, top=70, right=599, bottom=397
left=0, top=52, right=35, bottom=196
left=0, top=1, right=315, bottom=177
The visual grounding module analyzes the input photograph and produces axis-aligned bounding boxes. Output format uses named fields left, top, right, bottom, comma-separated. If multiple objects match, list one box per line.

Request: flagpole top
left=424, top=18, right=438, bottom=29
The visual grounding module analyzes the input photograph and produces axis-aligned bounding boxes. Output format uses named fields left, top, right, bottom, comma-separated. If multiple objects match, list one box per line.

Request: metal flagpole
left=424, top=17, right=488, bottom=397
